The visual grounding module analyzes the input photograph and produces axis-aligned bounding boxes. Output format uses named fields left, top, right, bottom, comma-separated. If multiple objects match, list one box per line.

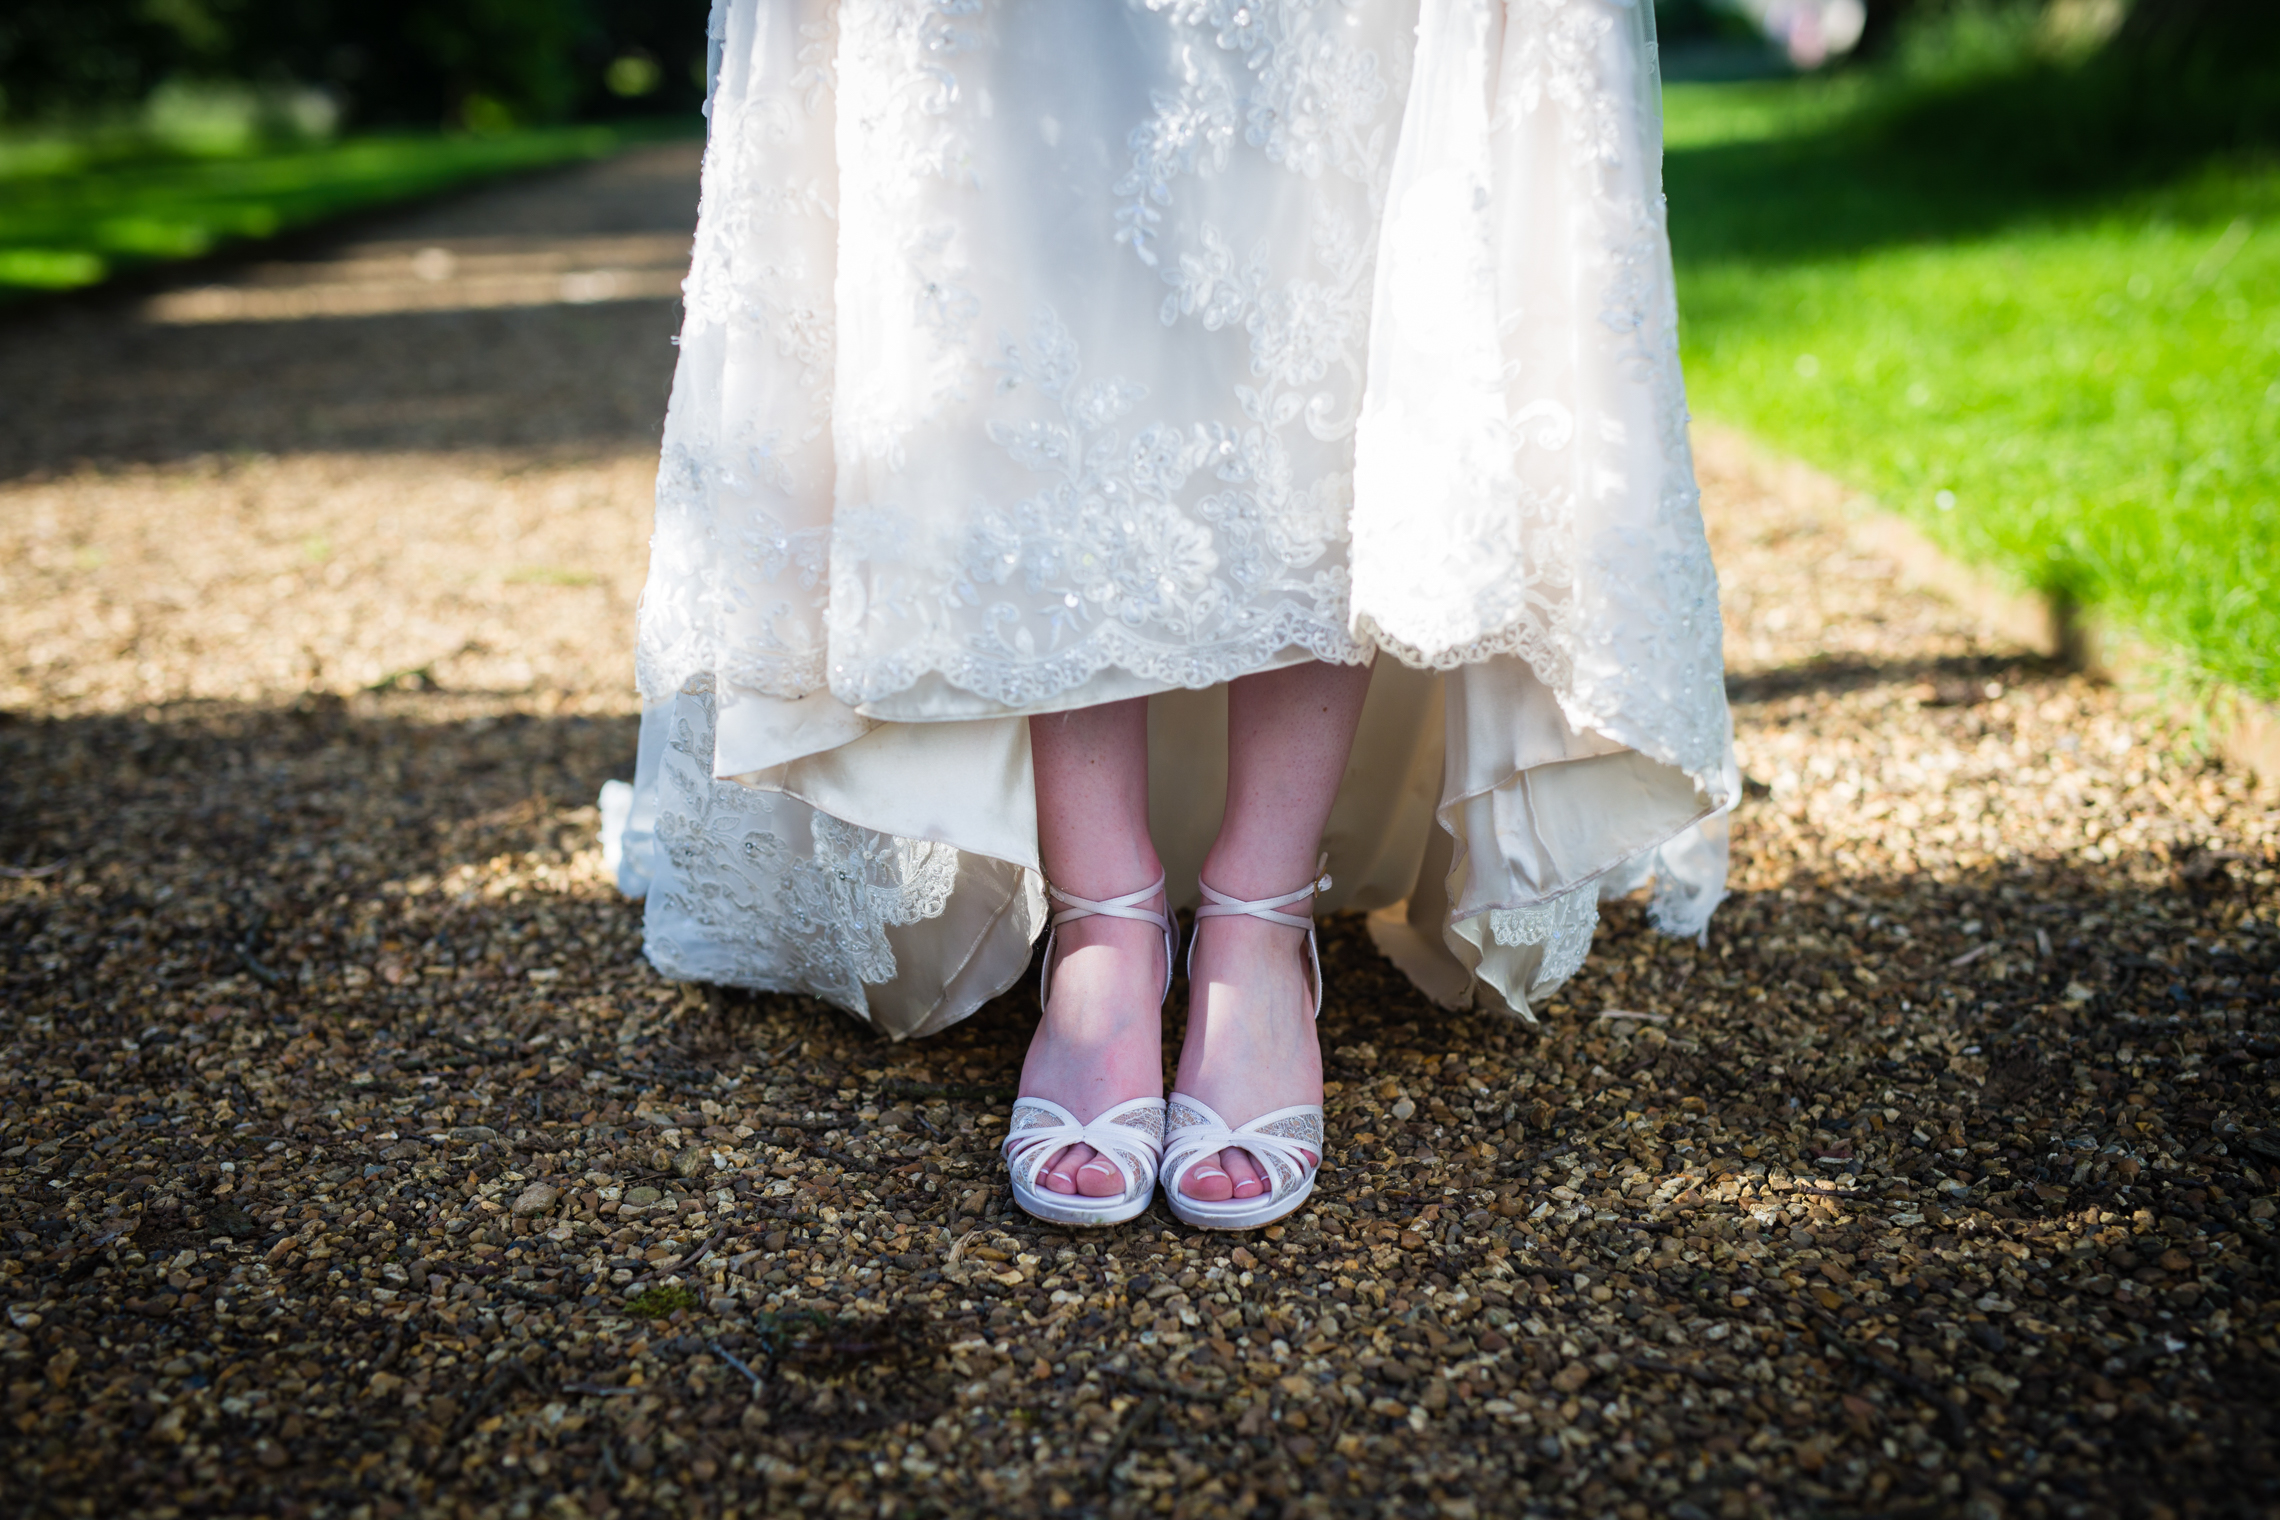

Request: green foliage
left=623, top=1282, right=701, bottom=1320
left=1665, top=32, right=2280, bottom=700
left=1655, top=0, right=1769, bottom=44
left=1880, top=0, right=2053, bottom=78
left=0, top=121, right=673, bottom=296
left=0, top=0, right=712, bottom=130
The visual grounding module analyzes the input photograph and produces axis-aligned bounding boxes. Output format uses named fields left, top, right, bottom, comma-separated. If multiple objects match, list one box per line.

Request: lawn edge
left=0, top=119, right=701, bottom=315
left=1695, top=421, right=2280, bottom=785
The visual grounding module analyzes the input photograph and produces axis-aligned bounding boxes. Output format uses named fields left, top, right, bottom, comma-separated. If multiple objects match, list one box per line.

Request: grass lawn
left=0, top=121, right=690, bottom=300
left=1664, top=73, right=2280, bottom=703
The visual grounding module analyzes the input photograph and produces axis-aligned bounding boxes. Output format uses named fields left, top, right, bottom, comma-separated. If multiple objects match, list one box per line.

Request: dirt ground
left=2, top=146, right=2277, bottom=1520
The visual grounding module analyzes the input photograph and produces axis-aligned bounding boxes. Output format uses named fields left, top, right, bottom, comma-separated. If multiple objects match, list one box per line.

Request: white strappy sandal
left=1163, top=855, right=1332, bottom=1232
left=1002, top=874, right=1176, bottom=1229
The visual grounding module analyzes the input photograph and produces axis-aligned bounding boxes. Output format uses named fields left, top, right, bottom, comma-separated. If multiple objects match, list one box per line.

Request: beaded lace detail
left=643, top=0, right=1724, bottom=794
left=623, top=0, right=1735, bottom=1032
left=1489, top=887, right=1602, bottom=995
left=643, top=680, right=962, bottom=1017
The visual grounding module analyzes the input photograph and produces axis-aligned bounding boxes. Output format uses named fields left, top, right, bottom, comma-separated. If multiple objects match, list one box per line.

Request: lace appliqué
left=1119, top=0, right=1393, bottom=263
left=832, top=0, right=989, bottom=472
left=828, top=304, right=1371, bottom=708
left=820, top=1, right=1405, bottom=712
left=645, top=680, right=959, bottom=1018
left=1488, top=885, right=1601, bottom=995
left=639, top=2, right=844, bottom=708
left=1352, top=0, right=1733, bottom=799
left=1125, top=0, right=1394, bottom=447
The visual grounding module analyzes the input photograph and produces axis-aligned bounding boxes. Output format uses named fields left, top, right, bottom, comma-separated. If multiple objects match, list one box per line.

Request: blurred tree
left=0, top=0, right=710, bottom=130
left=1655, top=0, right=1765, bottom=42
left=580, top=0, right=713, bottom=118
left=0, top=2, right=207, bottom=119
left=2102, top=0, right=2280, bottom=150
left=2114, top=0, right=2280, bottom=59
left=1853, top=0, right=1923, bottom=57
left=1854, top=0, right=2280, bottom=67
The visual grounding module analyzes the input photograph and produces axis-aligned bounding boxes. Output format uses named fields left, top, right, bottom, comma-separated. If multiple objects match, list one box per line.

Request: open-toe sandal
left=1002, top=874, right=1175, bottom=1228
left=1163, top=856, right=1331, bottom=1232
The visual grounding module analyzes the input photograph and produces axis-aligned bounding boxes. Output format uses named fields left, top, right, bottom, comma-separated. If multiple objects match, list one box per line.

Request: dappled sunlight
left=0, top=449, right=655, bottom=715
left=0, top=132, right=690, bottom=716
left=144, top=233, right=689, bottom=324
left=0, top=141, right=697, bottom=480
left=2, top=89, right=2275, bottom=1520
left=1697, top=425, right=2234, bottom=894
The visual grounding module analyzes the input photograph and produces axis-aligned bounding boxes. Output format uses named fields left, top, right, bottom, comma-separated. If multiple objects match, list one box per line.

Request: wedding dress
left=601, top=0, right=1739, bottom=1040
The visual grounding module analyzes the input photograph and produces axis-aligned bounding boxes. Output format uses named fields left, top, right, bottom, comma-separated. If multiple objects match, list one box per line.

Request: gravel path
left=2, top=150, right=2277, bottom=1520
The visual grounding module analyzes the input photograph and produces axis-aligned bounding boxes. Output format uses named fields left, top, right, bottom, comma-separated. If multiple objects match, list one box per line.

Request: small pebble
left=510, top=1183, right=561, bottom=1217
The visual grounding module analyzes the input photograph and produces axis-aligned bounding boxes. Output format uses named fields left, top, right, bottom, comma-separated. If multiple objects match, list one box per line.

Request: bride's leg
left=1023, top=699, right=1167, bottom=1197
left=1176, top=659, right=1373, bottom=1201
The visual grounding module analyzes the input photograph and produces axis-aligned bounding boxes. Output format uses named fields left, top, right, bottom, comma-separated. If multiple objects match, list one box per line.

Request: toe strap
left=1163, top=1097, right=1325, bottom=1201
left=1002, top=1097, right=1166, bottom=1201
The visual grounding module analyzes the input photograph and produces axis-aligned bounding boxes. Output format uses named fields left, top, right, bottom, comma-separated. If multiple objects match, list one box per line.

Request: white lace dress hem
left=610, top=0, right=1738, bottom=1039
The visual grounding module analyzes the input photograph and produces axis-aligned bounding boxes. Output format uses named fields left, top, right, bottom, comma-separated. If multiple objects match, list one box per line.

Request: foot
left=1173, top=910, right=1323, bottom=1201
left=1017, top=901, right=1167, bottom=1197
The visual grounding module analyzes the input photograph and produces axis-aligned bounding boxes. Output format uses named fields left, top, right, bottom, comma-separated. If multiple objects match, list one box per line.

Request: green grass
left=0, top=120, right=689, bottom=299
left=1665, top=73, right=2280, bottom=702
left=623, top=1282, right=701, bottom=1319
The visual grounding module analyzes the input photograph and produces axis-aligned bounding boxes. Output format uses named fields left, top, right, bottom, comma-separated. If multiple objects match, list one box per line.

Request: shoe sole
left=1163, top=1168, right=1317, bottom=1232
left=1009, top=1179, right=1157, bottom=1228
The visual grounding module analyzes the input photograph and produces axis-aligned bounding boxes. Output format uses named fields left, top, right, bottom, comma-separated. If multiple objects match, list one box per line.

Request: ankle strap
left=1039, top=872, right=1175, bottom=1005
left=1187, top=854, right=1332, bottom=1019
left=1048, top=874, right=1170, bottom=929
left=1193, top=853, right=1333, bottom=929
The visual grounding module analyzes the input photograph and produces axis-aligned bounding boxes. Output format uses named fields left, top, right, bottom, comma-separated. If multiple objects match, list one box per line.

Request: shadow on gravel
left=0, top=298, right=687, bottom=480
left=0, top=695, right=639, bottom=933
left=1, top=687, right=2277, bottom=1519
left=1724, top=651, right=2068, bottom=706
left=0, top=143, right=698, bottom=482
